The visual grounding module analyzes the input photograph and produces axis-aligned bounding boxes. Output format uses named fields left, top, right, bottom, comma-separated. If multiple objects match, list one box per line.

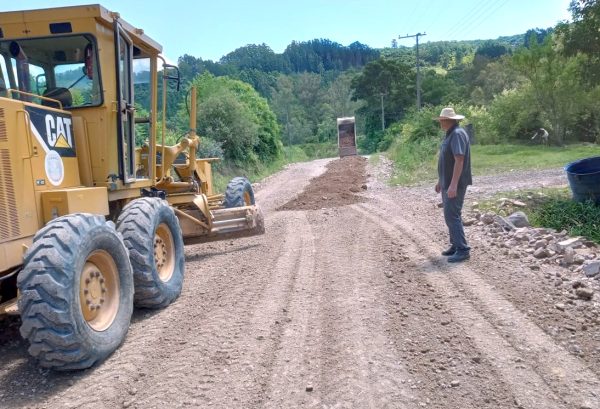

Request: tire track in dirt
left=293, top=208, right=416, bottom=408
left=125, top=211, right=310, bottom=409
left=1, top=159, right=334, bottom=409
left=259, top=212, right=319, bottom=407
left=354, top=200, right=600, bottom=409
left=240, top=210, right=316, bottom=407
left=20, top=211, right=307, bottom=409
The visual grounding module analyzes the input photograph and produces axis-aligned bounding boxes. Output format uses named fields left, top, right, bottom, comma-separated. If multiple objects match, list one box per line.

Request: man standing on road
left=435, top=107, right=472, bottom=263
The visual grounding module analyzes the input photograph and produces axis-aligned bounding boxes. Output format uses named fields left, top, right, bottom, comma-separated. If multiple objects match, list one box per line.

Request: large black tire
left=116, top=198, right=185, bottom=309
left=224, top=177, right=255, bottom=208
left=17, top=214, right=134, bottom=371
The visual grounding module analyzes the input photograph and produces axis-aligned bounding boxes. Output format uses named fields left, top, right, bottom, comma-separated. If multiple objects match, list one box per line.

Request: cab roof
left=0, top=4, right=162, bottom=54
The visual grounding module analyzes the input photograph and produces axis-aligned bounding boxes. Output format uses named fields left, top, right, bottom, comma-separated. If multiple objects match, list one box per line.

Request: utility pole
left=398, top=32, right=426, bottom=110
left=380, top=92, right=385, bottom=131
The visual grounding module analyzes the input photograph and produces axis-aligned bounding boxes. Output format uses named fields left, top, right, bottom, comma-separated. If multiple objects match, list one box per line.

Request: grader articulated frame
left=0, top=4, right=263, bottom=370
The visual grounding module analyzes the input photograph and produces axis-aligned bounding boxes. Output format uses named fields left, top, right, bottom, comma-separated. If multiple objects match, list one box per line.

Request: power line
left=444, top=0, right=499, bottom=39
left=448, top=0, right=498, bottom=36
left=447, top=0, right=506, bottom=40
left=402, top=1, right=427, bottom=37
left=455, top=0, right=511, bottom=40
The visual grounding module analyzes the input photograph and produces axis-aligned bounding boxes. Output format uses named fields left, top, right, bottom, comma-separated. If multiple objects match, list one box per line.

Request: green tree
left=325, top=71, right=362, bottom=119
left=512, top=35, right=587, bottom=144
left=558, top=0, right=600, bottom=84
left=420, top=69, right=463, bottom=106
left=270, top=75, right=296, bottom=145
left=351, top=58, right=414, bottom=150
left=185, top=73, right=282, bottom=164
left=469, top=56, right=524, bottom=105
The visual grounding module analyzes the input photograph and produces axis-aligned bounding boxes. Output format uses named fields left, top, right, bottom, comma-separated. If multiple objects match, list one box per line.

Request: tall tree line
left=154, top=2, right=600, bottom=168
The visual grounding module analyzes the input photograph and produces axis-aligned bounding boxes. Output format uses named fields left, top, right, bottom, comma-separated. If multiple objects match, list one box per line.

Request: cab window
left=0, top=35, right=102, bottom=108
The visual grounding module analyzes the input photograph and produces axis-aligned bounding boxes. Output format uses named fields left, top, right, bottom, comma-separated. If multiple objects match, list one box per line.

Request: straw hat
left=436, top=107, right=464, bottom=121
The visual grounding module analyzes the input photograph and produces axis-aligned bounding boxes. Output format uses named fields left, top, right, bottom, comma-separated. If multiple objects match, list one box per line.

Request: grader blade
left=181, top=205, right=265, bottom=245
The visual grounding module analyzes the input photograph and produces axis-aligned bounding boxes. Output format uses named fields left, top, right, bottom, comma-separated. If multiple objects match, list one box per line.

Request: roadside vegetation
left=475, top=187, right=600, bottom=244
left=134, top=1, right=599, bottom=204
left=389, top=139, right=600, bottom=185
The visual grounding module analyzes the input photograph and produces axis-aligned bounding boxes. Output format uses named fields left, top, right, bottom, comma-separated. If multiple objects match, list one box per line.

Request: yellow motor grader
left=0, top=4, right=264, bottom=370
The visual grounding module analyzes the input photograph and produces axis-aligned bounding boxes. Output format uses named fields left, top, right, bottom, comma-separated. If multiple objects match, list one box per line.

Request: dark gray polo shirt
left=438, top=124, right=472, bottom=190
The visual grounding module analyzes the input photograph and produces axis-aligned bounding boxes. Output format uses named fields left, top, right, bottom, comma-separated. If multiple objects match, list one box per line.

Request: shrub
left=530, top=198, right=600, bottom=243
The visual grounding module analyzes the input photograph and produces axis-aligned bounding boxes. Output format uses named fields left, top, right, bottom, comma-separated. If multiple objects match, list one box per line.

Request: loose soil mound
left=277, top=156, right=368, bottom=211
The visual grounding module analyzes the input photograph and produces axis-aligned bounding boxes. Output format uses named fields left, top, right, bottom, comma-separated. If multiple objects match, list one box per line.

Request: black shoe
left=448, top=252, right=470, bottom=263
left=441, top=246, right=456, bottom=256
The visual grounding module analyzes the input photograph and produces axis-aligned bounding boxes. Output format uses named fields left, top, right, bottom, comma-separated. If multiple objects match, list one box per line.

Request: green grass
left=388, top=137, right=439, bottom=185
left=472, top=144, right=600, bottom=175
left=388, top=142, right=600, bottom=185
left=531, top=197, right=600, bottom=243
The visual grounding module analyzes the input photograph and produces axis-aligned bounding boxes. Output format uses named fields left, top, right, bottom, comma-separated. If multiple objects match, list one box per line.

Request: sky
left=8, top=1, right=573, bottom=63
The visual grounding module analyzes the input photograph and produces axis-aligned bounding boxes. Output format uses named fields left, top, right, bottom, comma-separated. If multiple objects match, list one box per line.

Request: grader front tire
left=116, top=198, right=185, bottom=309
left=224, top=177, right=255, bottom=208
left=17, top=214, right=134, bottom=371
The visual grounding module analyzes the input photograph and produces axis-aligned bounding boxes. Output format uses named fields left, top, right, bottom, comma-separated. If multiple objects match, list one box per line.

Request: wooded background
left=133, top=0, right=600, bottom=170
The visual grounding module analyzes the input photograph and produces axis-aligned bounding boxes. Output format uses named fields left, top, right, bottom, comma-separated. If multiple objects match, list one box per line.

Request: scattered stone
left=533, top=248, right=550, bottom=259
left=495, top=215, right=516, bottom=231
left=555, top=303, right=566, bottom=311
left=463, top=219, right=477, bottom=226
left=306, top=384, right=314, bottom=392
left=575, top=287, right=594, bottom=301
left=450, top=380, right=460, bottom=387
left=582, top=261, right=600, bottom=278
left=481, top=213, right=495, bottom=225
left=507, top=211, right=530, bottom=228
left=558, top=237, right=583, bottom=249
left=564, top=247, right=575, bottom=265
left=511, top=200, right=527, bottom=207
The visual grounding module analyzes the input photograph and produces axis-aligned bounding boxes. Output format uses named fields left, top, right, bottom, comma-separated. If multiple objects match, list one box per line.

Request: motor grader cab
left=0, top=4, right=264, bottom=370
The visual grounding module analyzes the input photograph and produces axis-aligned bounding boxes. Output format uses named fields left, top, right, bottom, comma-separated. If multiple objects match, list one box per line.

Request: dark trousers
left=442, top=186, right=470, bottom=252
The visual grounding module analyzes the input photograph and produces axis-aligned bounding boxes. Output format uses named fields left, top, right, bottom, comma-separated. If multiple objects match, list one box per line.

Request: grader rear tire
left=17, top=214, right=134, bottom=370
left=116, top=198, right=185, bottom=309
left=224, top=177, right=255, bottom=208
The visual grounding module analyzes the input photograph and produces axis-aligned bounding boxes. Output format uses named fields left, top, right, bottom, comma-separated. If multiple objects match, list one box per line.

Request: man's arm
left=447, top=155, right=464, bottom=198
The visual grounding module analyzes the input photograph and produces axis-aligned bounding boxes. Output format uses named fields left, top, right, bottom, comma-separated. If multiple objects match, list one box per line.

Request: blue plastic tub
left=564, top=156, right=600, bottom=204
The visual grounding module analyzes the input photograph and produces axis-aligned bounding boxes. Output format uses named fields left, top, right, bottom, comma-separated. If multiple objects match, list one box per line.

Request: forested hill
left=178, top=39, right=380, bottom=80
left=153, top=24, right=580, bottom=169
left=178, top=35, right=530, bottom=81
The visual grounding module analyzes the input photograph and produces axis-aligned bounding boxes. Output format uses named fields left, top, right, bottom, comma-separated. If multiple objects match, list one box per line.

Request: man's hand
left=435, top=182, right=441, bottom=194
left=447, top=185, right=457, bottom=198
left=448, top=154, right=464, bottom=199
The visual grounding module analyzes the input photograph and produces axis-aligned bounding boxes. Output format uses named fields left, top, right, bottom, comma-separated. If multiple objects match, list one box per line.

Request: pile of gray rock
left=465, top=206, right=600, bottom=301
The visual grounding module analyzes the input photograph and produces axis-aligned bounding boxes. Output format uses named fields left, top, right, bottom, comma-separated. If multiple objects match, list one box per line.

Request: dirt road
left=1, top=156, right=599, bottom=409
